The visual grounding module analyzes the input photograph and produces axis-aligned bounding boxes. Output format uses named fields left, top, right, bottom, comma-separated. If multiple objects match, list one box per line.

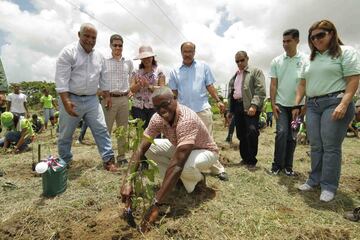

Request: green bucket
left=42, top=166, right=67, bottom=197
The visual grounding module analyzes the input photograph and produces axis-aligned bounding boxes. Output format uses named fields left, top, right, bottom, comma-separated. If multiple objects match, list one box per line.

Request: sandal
left=344, top=207, right=360, bottom=222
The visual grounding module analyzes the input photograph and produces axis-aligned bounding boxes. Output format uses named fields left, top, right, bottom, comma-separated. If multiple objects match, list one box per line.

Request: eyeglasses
left=235, top=59, right=246, bottom=63
left=154, top=99, right=172, bottom=112
left=112, top=44, right=123, bottom=48
left=310, top=31, right=329, bottom=41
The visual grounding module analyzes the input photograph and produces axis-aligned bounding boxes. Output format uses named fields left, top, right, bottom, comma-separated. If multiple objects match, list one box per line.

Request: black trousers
left=233, top=101, right=260, bottom=165
left=131, top=107, right=156, bottom=129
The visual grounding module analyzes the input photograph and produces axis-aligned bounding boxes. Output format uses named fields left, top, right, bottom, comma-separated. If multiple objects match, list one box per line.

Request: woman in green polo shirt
left=40, top=88, right=57, bottom=129
left=293, top=20, right=360, bottom=202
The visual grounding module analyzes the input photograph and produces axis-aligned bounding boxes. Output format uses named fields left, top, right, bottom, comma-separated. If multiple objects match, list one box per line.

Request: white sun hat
left=134, top=45, right=156, bottom=60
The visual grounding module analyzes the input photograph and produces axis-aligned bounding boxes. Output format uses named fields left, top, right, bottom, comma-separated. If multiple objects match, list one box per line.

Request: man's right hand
left=272, top=104, right=280, bottom=120
left=63, top=99, right=78, bottom=117
left=226, top=112, right=233, bottom=120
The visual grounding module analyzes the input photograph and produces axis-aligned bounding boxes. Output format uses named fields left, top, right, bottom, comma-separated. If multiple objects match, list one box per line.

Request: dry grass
left=0, top=114, right=359, bottom=240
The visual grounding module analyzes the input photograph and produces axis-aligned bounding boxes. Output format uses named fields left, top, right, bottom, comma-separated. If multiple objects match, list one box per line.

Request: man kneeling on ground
left=121, top=86, right=220, bottom=232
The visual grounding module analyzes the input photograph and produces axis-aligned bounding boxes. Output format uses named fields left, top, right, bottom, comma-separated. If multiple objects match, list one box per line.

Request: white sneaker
left=298, top=183, right=313, bottom=191
left=320, top=190, right=335, bottom=202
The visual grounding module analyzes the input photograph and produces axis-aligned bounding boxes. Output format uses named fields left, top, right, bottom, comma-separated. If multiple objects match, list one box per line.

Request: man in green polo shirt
left=269, top=29, right=309, bottom=176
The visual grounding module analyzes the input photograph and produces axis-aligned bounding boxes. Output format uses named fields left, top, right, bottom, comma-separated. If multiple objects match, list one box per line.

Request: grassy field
left=0, top=114, right=359, bottom=240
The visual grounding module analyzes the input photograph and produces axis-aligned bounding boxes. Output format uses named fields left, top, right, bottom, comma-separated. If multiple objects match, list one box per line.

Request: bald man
left=121, top=86, right=220, bottom=232
left=55, top=23, right=117, bottom=172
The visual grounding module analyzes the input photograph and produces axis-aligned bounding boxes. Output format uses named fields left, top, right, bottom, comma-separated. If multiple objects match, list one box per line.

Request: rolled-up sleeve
left=168, top=69, right=177, bottom=90
left=55, top=47, right=72, bottom=93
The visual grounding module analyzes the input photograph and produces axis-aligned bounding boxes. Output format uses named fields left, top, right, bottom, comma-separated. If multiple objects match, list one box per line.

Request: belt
left=70, top=93, right=94, bottom=97
left=308, top=90, right=345, bottom=100
left=110, top=92, right=128, bottom=97
left=234, top=98, right=243, bottom=102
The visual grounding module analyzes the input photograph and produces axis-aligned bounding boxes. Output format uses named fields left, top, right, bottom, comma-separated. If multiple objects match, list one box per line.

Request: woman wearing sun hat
left=0, top=111, right=34, bottom=153
left=130, top=45, right=165, bottom=129
left=293, top=20, right=360, bottom=202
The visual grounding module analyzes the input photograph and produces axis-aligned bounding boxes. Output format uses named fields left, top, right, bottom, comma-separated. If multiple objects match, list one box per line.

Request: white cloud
left=0, top=0, right=359, bottom=97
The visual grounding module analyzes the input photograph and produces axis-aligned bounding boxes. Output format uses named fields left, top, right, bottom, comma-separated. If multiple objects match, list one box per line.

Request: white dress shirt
left=55, top=42, right=109, bottom=95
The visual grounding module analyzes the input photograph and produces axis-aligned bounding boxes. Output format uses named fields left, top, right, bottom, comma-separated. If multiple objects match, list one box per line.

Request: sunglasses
left=235, top=59, right=246, bottom=63
left=112, top=44, right=123, bottom=48
left=154, top=99, right=172, bottom=112
left=310, top=31, right=329, bottom=41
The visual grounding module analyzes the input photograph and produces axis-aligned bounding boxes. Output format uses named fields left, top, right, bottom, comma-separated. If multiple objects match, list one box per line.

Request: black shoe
left=247, top=164, right=257, bottom=171
left=217, top=172, right=229, bottom=181
left=270, top=167, right=281, bottom=175
left=239, top=160, right=247, bottom=166
left=284, top=168, right=295, bottom=176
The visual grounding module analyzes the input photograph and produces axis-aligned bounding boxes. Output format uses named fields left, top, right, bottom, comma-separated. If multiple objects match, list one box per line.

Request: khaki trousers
left=102, top=96, right=128, bottom=158
left=196, top=108, right=225, bottom=174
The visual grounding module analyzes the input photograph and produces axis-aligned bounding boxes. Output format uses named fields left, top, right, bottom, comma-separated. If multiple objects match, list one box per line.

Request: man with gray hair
left=55, top=23, right=117, bottom=171
left=121, top=86, right=220, bottom=232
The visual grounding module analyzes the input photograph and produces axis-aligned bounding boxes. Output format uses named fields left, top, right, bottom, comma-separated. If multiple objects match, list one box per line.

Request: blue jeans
left=78, top=120, right=88, bottom=142
left=0, top=131, right=32, bottom=151
left=43, top=108, right=54, bottom=124
left=58, top=94, right=114, bottom=164
left=272, top=105, right=296, bottom=170
left=305, top=95, right=355, bottom=193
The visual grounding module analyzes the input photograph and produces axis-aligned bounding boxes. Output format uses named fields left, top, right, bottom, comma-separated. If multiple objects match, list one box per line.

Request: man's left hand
left=247, top=106, right=257, bottom=116
left=104, top=96, right=112, bottom=109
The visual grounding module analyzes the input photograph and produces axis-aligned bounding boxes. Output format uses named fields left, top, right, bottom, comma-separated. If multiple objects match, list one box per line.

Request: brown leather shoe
left=103, top=159, right=118, bottom=172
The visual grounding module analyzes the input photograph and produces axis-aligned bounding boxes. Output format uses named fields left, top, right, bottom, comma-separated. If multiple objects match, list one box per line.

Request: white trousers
left=145, top=139, right=218, bottom=193
left=196, top=108, right=225, bottom=174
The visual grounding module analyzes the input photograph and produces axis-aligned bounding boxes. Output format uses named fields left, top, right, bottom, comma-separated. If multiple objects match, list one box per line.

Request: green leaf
left=134, top=180, right=142, bottom=194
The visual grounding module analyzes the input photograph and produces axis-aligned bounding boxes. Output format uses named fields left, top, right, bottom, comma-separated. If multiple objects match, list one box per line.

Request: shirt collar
left=315, top=49, right=329, bottom=56
left=110, top=56, right=125, bottom=61
left=162, top=102, right=180, bottom=128
left=180, top=59, right=197, bottom=69
left=77, top=41, right=94, bottom=54
left=284, top=51, right=300, bottom=59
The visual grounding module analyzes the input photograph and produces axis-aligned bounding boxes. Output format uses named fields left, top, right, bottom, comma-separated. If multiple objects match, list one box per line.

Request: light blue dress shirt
left=169, top=60, right=215, bottom=112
